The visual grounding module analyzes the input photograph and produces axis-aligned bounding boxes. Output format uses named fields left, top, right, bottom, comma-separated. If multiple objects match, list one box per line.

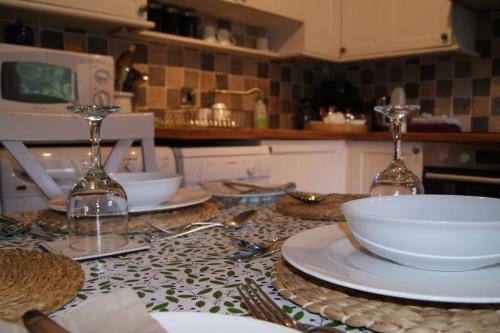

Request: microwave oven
left=0, top=43, right=114, bottom=113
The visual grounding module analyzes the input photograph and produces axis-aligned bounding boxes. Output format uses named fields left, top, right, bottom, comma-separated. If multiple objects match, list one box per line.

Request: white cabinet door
left=346, top=141, right=423, bottom=195
left=302, top=0, right=341, bottom=59
left=263, top=140, right=347, bottom=194
left=339, top=0, right=388, bottom=58
left=386, top=0, right=452, bottom=52
left=223, top=0, right=302, bottom=20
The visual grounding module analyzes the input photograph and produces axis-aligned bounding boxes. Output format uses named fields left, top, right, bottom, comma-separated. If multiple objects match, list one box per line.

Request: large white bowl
left=340, top=195, right=500, bottom=271
left=112, top=172, right=182, bottom=208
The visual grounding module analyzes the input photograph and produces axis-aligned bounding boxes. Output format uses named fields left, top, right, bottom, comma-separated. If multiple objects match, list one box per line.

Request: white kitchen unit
left=174, top=146, right=271, bottom=188
left=339, top=0, right=475, bottom=61
left=275, top=0, right=341, bottom=61
left=0, top=0, right=153, bottom=32
left=346, top=141, right=423, bottom=195
left=262, top=140, right=347, bottom=194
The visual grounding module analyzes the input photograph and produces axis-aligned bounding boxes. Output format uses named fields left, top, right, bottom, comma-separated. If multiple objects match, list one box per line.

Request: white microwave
left=0, top=43, right=114, bottom=113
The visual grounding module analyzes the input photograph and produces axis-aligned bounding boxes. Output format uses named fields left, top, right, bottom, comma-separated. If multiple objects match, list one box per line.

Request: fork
left=237, top=280, right=344, bottom=333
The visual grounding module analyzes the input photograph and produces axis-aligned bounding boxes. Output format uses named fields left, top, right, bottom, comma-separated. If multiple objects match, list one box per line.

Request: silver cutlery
left=237, top=280, right=344, bottom=333
left=223, top=181, right=296, bottom=194
left=227, top=236, right=288, bottom=262
left=23, top=309, right=69, bottom=333
left=148, top=209, right=257, bottom=242
left=288, top=191, right=328, bottom=204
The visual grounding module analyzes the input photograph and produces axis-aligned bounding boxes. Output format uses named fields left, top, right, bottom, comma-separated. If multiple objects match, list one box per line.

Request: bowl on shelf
left=340, top=195, right=500, bottom=271
left=112, top=172, right=183, bottom=208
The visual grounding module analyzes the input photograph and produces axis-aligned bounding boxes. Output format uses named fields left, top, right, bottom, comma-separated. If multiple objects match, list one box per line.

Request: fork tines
left=237, top=279, right=295, bottom=327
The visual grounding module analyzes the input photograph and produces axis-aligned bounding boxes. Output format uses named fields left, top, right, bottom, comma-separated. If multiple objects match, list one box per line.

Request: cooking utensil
left=288, top=191, right=328, bottom=204
left=148, top=209, right=256, bottom=242
left=237, top=280, right=343, bottom=333
left=23, top=310, right=69, bottom=333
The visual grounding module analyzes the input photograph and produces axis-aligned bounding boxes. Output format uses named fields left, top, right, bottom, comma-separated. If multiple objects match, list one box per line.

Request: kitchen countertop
left=155, top=128, right=500, bottom=143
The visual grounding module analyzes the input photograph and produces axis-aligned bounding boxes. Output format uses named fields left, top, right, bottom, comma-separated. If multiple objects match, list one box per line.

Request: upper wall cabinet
left=339, top=0, right=476, bottom=61
left=0, top=0, right=153, bottom=32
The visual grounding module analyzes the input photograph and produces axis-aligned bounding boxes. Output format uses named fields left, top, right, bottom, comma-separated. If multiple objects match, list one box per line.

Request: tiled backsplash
left=1, top=11, right=499, bottom=132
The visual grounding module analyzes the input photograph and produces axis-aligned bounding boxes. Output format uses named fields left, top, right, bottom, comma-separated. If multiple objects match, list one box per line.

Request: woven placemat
left=6, top=201, right=220, bottom=234
left=0, top=249, right=84, bottom=322
left=276, top=194, right=366, bottom=220
left=272, top=258, right=500, bottom=333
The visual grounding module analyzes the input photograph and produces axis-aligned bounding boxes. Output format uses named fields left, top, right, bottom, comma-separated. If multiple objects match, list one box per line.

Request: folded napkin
left=0, top=288, right=165, bottom=333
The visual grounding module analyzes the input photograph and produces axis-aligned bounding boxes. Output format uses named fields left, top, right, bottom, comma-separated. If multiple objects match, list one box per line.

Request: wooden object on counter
left=305, top=121, right=368, bottom=133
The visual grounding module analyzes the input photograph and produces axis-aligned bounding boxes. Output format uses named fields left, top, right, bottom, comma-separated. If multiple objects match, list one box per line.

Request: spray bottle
left=254, top=96, right=268, bottom=129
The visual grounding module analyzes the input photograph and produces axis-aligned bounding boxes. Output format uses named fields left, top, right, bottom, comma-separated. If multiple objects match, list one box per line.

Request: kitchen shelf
left=114, top=30, right=281, bottom=59
left=0, top=0, right=154, bottom=33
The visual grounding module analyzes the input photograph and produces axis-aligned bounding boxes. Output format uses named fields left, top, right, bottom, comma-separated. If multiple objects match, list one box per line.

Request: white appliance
left=0, top=43, right=114, bottom=113
left=174, top=146, right=271, bottom=188
left=262, top=140, right=347, bottom=194
left=0, top=147, right=176, bottom=213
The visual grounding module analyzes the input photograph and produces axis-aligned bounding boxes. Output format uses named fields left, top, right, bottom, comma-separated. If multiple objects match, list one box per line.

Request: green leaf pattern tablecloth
left=0, top=204, right=365, bottom=332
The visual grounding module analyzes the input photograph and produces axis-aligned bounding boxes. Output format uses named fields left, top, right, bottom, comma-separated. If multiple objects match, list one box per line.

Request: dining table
left=1, top=195, right=499, bottom=333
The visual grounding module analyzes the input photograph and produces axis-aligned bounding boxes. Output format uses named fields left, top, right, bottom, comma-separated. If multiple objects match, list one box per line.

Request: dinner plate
left=47, top=188, right=211, bottom=214
left=150, top=312, right=298, bottom=333
left=282, top=223, right=500, bottom=303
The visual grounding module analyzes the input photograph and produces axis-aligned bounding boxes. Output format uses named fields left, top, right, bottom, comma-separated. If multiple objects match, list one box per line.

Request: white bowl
left=340, top=195, right=500, bottom=271
left=112, top=172, right=182, bottom=208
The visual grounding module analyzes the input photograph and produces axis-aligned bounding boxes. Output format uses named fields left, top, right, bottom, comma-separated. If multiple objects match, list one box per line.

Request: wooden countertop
left=155, top=128, right=500, bottom=143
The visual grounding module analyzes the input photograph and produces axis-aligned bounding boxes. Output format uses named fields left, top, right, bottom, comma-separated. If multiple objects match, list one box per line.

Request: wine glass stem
left=392, top=119, right=403, bottom=161
left=89, top=120, right=103, bottom=172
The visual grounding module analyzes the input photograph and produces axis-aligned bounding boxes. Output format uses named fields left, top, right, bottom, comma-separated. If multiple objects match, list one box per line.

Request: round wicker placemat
left=0, top=249, right=84, bottom=322
left=6, top=201, right=220, bottom=234
left=272, top=258, right=500, bottom=333
left=276, top=194, right=366, bottom=221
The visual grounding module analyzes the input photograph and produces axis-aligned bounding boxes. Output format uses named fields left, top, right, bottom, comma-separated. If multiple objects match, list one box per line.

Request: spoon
left=227, top=236, right=289, bottom=262
left=148, top=210, right=257, bottom=242
left=288, top=191, right=328, bottom=204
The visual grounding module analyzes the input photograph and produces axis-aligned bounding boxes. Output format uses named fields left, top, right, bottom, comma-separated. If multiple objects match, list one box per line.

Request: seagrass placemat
left=276, top=194, right=366, bottom=221
left=272, top=258, right=500, bottom=333
left=6, top=201, right=220, bottom=234
left=0, top=249, right=84, bottom=322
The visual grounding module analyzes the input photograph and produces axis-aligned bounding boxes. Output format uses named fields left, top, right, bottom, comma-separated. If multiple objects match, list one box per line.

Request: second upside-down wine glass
left=369, top=105, right=424, bottom=196
left=66, top=105, right=129, bottom=252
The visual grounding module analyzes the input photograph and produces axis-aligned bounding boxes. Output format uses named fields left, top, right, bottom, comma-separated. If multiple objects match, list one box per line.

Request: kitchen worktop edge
left=155, top=128, right=500, bottom=143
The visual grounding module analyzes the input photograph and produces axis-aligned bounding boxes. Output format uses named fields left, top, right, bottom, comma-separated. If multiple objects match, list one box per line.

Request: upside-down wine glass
left=66, top=105, right=129, bottom=252
left=369, top=105, right=424, bottom=196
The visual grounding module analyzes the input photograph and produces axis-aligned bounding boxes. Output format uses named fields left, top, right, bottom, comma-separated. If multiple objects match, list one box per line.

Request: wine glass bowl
left=66, top=105, right=129, bottom=252
left=369, top=104, right=424, bottom=196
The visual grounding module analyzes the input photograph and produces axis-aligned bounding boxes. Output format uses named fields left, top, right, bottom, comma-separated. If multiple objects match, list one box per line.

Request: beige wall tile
left=419, top=81, right=435, bottom=98
left=166, top=89, right=180, bottom=108
left=453, top=79, right=471, bottom=97
left=183, top=48, right=200, bottom=69
left=435, top=60, right=452, bottom=80
left=280, top=82, right=292, bottom=100
left=472, top=96, right=490, bottom=116
left=488, top=115, right=500, bottom=132
left=148, top=86, right=166, bottom=109
left=243, top=57, right=257, bottom=76
left=257, top=79, right=269, bottom=96
left=279, top=113, right=292, bottom=129
left=242, top=94, right=255, bottom=111
left=434, top=97, right=452, bottom=116
left=166, top=67, right=183, bottom=88
left=244, top=77, right=257, bottom=90
left=184, top=70, right=199, bottom=89
left=215, top=53, right=230, bottom=73
left=454, top=115, right=471, bottom=132
left=471, top=58, right=491, bottom=79
left=229, top=75, right=244, bottom=91
left=268, top=96, right=280, bottom=115
left=491, top=77, right=500, bottom=96
left=200, top=72, right=215, bottom=90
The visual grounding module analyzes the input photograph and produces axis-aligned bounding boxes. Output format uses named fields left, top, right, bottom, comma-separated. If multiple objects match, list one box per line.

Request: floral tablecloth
left=0, top=203, right=364, bottom=332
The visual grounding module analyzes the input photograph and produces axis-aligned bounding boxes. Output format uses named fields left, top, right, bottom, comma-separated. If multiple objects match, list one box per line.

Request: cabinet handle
left=412, top=147, right=420, bottom=154
left=441, top=33, right=448, bottom=42
left=340, top=47, right=346, bottom=53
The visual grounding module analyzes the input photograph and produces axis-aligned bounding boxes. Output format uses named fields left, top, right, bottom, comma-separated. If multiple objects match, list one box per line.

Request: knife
left=23, top=310, right=69, bottom=333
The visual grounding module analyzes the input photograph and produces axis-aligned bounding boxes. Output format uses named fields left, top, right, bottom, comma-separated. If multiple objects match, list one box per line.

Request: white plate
left=150, top=312, right=298, bottom=333
left=282, top=223, right=500, bottom=303
left=47, top=188, right=211, bottom=214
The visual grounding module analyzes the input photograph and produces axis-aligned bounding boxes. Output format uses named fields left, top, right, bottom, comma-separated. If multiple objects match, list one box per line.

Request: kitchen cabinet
left=346, top=141, right=423, bottom=195
left=262, top=140, right=347, bottom=194
left=0, top=0, right=153, bottom=32
left=339, top=0, right=475, bottom=61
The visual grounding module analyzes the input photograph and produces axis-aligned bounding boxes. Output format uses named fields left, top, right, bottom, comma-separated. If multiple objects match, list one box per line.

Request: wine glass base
left=70, top=235, right=129, bottom=253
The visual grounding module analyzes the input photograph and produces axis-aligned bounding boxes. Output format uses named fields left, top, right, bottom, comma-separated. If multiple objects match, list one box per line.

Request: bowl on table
left=340, top=195, right=500, bottom=271
left=111, top=172, right=183, bottom=208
